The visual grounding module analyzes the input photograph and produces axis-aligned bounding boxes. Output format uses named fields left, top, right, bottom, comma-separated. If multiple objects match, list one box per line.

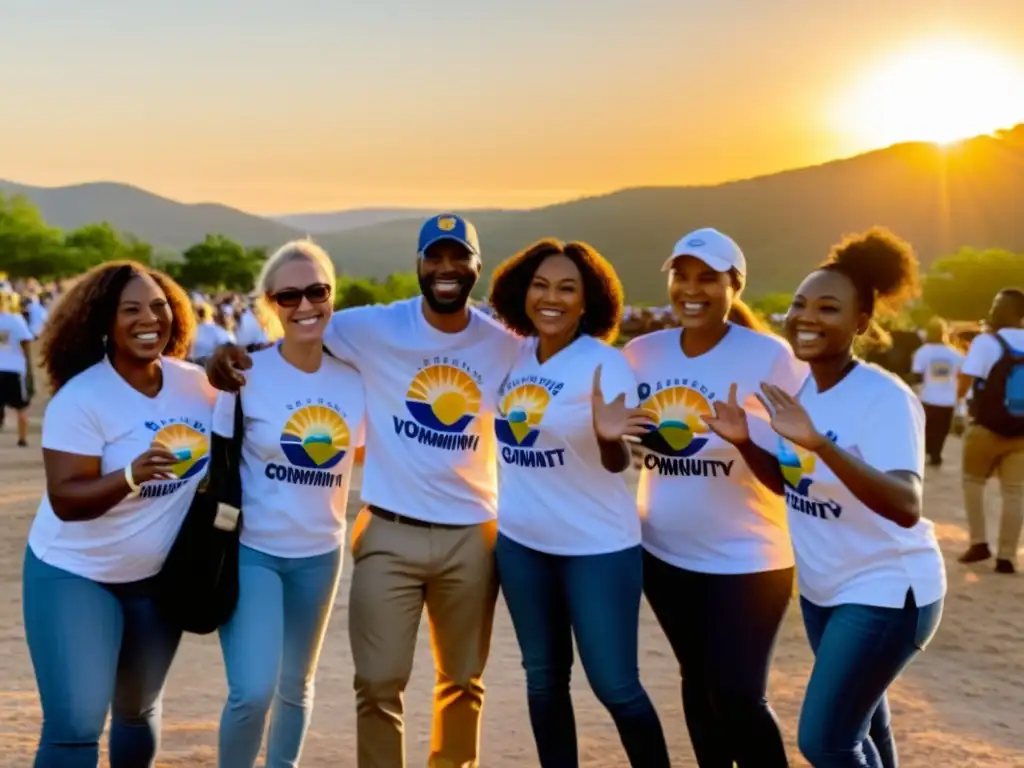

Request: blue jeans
left=22, top=546, right=182, bottom=768
left=798, top=591, right=944, bottom=768
left=218, top=545, right=343, bottom=768
left=495, top=534, right=670, bottom=768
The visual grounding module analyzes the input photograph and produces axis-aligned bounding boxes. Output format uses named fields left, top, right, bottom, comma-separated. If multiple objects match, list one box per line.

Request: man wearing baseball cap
left=206, top=214, right=521, bottom=767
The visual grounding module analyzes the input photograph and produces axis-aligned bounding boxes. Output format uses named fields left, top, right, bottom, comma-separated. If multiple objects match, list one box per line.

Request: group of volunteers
left=21, top=211, right=949, bottom=768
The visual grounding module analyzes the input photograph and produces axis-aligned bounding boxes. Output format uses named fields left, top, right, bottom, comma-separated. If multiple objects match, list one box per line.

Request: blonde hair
left=0, top=291, right=20, bottom=314
left=255, top=239, right=337, bottom=341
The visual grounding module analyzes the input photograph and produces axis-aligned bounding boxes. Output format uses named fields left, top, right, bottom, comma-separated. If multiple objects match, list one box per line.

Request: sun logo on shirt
left=280, top=405, right=350, bottom=469
left=153, top=424, right=210, bottom=480
left=495, top=384, right=551, bottom=447
left=776, top=439, right=817, bottom=495
left=638, top=386, right=712, bottom=457
left=405, top=365, right=481, bottom=433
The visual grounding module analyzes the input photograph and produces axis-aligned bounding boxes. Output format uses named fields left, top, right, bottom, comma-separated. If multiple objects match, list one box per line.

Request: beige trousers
left=962, top=424, right=1024, bottom=563
left=348, top=507, right=498, bottom=768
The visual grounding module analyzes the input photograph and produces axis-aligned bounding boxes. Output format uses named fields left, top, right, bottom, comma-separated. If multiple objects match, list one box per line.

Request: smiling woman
left=833, top=37, right=1024, bottom=146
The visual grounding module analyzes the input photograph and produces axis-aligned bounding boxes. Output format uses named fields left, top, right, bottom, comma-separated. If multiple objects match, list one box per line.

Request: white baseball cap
left=662, top=227, right=746, bottom=278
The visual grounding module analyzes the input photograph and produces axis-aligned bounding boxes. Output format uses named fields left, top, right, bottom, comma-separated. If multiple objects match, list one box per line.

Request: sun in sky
left=833, top=37, right=1024, bottom=147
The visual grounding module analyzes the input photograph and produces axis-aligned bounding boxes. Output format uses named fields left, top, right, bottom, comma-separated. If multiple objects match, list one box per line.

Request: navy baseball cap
left=417, top=213, right=480, bottom=258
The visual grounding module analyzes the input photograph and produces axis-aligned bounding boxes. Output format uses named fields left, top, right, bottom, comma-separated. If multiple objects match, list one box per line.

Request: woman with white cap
left=623, top=228, right=804, bottom=767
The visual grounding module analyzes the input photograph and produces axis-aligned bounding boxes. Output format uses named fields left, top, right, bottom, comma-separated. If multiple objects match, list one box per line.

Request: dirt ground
left=1, top=392, right=1022, bottom=767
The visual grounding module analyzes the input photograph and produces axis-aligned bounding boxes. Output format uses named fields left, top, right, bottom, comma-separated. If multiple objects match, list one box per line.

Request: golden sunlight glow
left=835, top=38, right=1024, bottom=146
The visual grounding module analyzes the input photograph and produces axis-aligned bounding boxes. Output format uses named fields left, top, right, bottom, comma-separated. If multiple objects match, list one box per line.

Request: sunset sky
left=3, top=0, right=1023, bottom=214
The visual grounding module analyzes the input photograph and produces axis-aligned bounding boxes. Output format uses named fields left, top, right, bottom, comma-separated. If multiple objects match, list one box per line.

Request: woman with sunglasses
left=214, top=240, right=365, bottom=768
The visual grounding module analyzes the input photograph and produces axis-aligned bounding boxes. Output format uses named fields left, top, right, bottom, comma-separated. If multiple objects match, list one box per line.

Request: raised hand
left=758, top=383, right=826, bottom=451
left=591, top=365, right=654, bottom=443
left=702, top=382, right=750, bottom=445
left=206, top=343, right=252, bottom=392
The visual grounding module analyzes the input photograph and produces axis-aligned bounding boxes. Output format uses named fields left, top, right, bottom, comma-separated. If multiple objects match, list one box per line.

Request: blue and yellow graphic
left=280, top=405, right=350, bottom=470
left=153, top=423, right=210, bottom=480
left=495, top=384, right=550, bottom=448
left=639, top=386, right=712, bottom=458
left=777, top=439, right=816, bottom=496
left=405, top=365, right=481, bottom=433
left=777, top=432, right=843, bottom=519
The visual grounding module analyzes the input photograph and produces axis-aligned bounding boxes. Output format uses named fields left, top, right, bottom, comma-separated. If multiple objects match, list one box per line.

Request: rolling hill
left=3, top=124, right=1022, bottom=301
left=269, top=208, right=438, bottom=234
left=0, top=179, right=302, bottom=250
left=316, top=125, right=1024, bottom=302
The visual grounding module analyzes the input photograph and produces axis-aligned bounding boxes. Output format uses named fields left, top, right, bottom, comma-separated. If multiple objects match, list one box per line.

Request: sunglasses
left=270, top=283, right=332, bottom=308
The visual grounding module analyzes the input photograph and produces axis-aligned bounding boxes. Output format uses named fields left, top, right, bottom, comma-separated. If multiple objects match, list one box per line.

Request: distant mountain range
left=4, top=124, right=1023, bottom=301
left=269, top=208, right=438, bottom=234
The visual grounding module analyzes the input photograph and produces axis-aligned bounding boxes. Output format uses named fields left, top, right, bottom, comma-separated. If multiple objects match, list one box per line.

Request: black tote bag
left=154, top=393, right=245, bottom=634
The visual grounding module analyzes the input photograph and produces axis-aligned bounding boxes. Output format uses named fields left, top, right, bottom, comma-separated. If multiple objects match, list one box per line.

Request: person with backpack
left=957, top=288, right=1024, bottom=574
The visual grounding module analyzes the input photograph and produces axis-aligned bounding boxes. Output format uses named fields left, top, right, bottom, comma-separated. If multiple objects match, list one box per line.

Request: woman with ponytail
left=622, top=228, right=804, bottom=767
left=705, top=228, right=946, bottom=767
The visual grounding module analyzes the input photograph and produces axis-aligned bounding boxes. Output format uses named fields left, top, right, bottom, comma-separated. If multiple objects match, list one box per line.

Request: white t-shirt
left=192, top=321, right=235, bottom=361
left=624, top=325, right=805, bottom=574
left=496, top=335, right=641, bottom=556
left=213, top=346, right=365, bottom=558
left=26, top=299, right=47, bottom=337
left=961, top=328, right=1024, bottom=380
left=322, top=297, right=522, bottom=524
left=912, top=343, right=964, bottom=407
left=0, top=312, right=33, bottom=374
left=28, top=357, right=217, bottom=583
left=780, top=363, right=946, bottom=608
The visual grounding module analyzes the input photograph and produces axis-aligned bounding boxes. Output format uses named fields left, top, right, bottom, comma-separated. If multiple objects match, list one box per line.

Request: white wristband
left=124, top=464, right=141, bottom=494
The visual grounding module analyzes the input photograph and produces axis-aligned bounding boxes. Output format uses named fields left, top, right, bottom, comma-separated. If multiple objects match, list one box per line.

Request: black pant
left=922, top=403, right=954, bottom=463
left=643, top=551, right=793, bottom=768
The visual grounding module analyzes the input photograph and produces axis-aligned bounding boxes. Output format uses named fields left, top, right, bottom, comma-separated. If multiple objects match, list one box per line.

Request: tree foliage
left=922, top=248, right=1024, bottom=321
left=5, top=191, right=1023, bottom=323
left=335, top=272, right=420, bottom=308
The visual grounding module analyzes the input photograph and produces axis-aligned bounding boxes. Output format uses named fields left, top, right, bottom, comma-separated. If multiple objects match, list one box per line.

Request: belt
left=367, top=505, right=471, bottom=530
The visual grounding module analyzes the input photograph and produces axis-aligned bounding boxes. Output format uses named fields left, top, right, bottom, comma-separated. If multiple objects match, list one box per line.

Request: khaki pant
left=962, top=424, right=1024, bottom=564
left=348, top=507, right=498, bottom=768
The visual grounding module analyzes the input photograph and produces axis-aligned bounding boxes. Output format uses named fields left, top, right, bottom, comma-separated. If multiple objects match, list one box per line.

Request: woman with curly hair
left=705, top=228, right=945, bottom=767
left=24, top=260, right=215, bottom=767
left=487, top=239, right=671, bottom=768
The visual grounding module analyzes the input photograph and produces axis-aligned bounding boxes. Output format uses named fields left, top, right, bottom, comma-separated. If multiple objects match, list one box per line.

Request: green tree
left=336, top=278, right=378, bottom=308
left=923, top=248, right=1024, bottom=321
left=176, top=234, right=263, bottom=291
left=750, top=291, right=792, bottom=317
left=64, top=222, right=151, bottom=270
left=0, top=193, right=67, bottom=278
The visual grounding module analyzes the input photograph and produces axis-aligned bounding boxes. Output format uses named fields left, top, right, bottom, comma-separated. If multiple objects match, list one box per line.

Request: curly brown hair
left=488, top=239, right=624, bottom=343
left=40, top=261, right=195, bottom=393
left=820, top=226, right=920, bottom=316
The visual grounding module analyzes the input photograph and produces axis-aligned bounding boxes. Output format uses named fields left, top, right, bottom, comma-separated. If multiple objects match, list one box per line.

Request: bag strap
left=216, top=391, right=245, bottom=509
left=991, top=331, right=1013, bottom=356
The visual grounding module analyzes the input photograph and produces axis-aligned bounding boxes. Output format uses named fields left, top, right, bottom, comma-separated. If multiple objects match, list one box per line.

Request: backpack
left=971, top=333, right=1024, bottom=437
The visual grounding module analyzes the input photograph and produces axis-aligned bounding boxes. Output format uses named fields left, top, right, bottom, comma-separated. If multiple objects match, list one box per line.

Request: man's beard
left=418, top=272, right=477, bottom=315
